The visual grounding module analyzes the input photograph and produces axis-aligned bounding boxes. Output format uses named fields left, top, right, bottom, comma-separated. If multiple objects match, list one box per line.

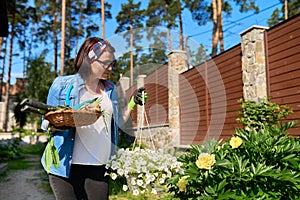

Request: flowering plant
left=167, top=98, right=300, bottom=199
left=106, top=147, right=183, bottom=196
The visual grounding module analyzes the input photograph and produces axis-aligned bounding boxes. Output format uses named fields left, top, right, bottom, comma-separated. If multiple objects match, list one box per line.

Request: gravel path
left=0, top=155, right=55, bottom=200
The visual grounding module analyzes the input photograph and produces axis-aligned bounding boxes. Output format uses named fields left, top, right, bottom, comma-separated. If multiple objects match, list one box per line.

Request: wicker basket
left=44, top=109, right=102, bottom=127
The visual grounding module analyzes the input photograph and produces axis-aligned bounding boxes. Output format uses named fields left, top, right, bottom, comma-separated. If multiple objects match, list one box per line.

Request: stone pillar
left=119, top=76, right=130, bottom=108
left=137, top=75, right=146, bottom=128
left=168, top=50, right=188, bottom=146
left=240, top=25, right=269, bottom=101
left=119, top=76, right=130, bottom=93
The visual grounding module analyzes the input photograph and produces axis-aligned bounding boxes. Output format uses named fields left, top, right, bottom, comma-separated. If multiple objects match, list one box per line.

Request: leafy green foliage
left=115, top=0, right=145, bottom=33
left=167, top=99, right=300, bottom=199
left=268, top=0, right=300, bottom=27
left=0, top=139, right=21, bottom=160
left=20, top=143, right=46, bottom=155
left=236, top=98, right=292, bottom=131
left=16, top=53, right=56, bottom=129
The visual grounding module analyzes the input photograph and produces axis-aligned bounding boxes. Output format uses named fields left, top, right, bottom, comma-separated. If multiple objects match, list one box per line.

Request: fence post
left=240, top=25, right=269, bottom=101
left=167, top=50, right=188, bottom=147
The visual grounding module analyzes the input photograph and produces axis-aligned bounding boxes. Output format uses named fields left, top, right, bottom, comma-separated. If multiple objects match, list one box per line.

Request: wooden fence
left=122, top=13, right=300, bottom=146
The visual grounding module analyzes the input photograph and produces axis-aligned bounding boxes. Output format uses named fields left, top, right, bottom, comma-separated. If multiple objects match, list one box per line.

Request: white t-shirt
left=72, top=89, right=113, bottom=165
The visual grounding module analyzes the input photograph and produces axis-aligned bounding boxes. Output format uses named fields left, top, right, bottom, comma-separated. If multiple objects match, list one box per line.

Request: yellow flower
left=230, top=136, right=243, bottom=149
left=195, top=153, right=216, bottom=170
left=177, top=176, right=189, bottom=192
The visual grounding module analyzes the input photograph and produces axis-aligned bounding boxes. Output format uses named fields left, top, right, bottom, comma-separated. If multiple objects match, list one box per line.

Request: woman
left=41, top=37, right=146, bottom=200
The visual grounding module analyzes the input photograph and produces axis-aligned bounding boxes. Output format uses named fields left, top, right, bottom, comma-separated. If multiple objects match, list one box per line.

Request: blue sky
left=8, top=0, right=282, bottom=84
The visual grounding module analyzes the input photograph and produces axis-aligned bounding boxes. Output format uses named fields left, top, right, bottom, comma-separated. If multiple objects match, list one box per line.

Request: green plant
left=0, top=138, right=22, bottom=160
left=21, top=143, right=46, bottom=155
left=167, top=99, right=300, bottom=199
left=236, top=98, right=292, bottom=131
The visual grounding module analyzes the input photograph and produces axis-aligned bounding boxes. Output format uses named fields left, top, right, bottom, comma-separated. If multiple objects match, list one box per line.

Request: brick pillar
left=167, top=50, right=188, bottom=146
left=240, top=25, right=269, bottom=101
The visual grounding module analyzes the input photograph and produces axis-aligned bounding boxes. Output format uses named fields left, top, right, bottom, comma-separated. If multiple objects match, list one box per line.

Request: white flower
left=105, top=147, right=184, bottom=196
left=117, top=168, right=124, bottom=176
left=133, top=189, right=139, bottom=196
left=111, top=173, right=117, bottom=180
left=152, top=188, right=157, bottom=194
left=137, top=179, right=143, bottom=186
left=131, top=178, right=136, bottom=186
left=167, top=171, right=172, bottom=178
left=142, top=166, right=147, bottom=172
left=122, top=185, right=128, bottom=191
left=138, top=173, right=143, bottom=178
left=159, top=177, right=165, bottom=184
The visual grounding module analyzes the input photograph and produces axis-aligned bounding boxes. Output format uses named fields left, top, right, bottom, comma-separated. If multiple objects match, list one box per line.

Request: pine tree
left=115, top=0, right=145, bottom=86
left=268, top=0, right=300, bottom=27
left=3, top=0, right=34, bottom=131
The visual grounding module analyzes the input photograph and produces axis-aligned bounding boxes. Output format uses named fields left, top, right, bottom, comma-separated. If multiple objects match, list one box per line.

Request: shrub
left=0, top=138, right=22, bottom=160
left=167, top=98, right=300, bottom=199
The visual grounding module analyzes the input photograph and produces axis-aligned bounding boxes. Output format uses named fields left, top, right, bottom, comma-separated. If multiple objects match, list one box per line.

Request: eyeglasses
left=95, top=59, right=117, bottom=70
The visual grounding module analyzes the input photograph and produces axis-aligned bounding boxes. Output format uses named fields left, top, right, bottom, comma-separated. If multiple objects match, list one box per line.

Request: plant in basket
left=106, top=147, right=184, bottom=196
left=44, top=97, right=106, bottom=128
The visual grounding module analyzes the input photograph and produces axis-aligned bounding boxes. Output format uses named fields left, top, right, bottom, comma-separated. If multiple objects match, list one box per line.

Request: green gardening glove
left=128, top=87, right=148, bottom=110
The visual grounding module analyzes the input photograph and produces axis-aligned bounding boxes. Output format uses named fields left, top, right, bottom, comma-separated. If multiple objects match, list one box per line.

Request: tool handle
left=20, top=98, right=55, bottom=111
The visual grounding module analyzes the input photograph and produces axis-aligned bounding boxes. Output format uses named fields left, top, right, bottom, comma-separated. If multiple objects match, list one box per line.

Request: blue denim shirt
left=41, top=73, right=119, bottom=178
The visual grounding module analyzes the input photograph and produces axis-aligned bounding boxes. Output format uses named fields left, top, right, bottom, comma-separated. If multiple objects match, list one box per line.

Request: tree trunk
left=165, top=3, right=172, bottom=52
left=178, top=1, right=184, bottom=50
left=75, top=5, right=84, bottom=54
left=28, top=27, right=34, bottom=68
left=167, top=27, right=172, bottom=52
left=0, top=38, right=7, bottom=102
left=54, top=14, right=58, bottom=73
left=101, top=0, right=105, bottom=39
left=284, top=0, right=288, bottom=20
left=3, top=21, right=15, bottom=132
left=211, top=0, right=222, bottom=56
left=23, top=28, right=26, bottom=76
left=211, top=0, right=219, bottom=57
left=53, top=0, right=60, bottom=73
left=67, top=16, right=71, bottom=67
left=130, top=24, right=133, bottom=86
left=60, top=0, right=66, bottom=76
left=218, top=0, right=224, bottom=52
left=0, top=37, right=2, bottom=100
left=0, top=37, right=2, bottom=53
